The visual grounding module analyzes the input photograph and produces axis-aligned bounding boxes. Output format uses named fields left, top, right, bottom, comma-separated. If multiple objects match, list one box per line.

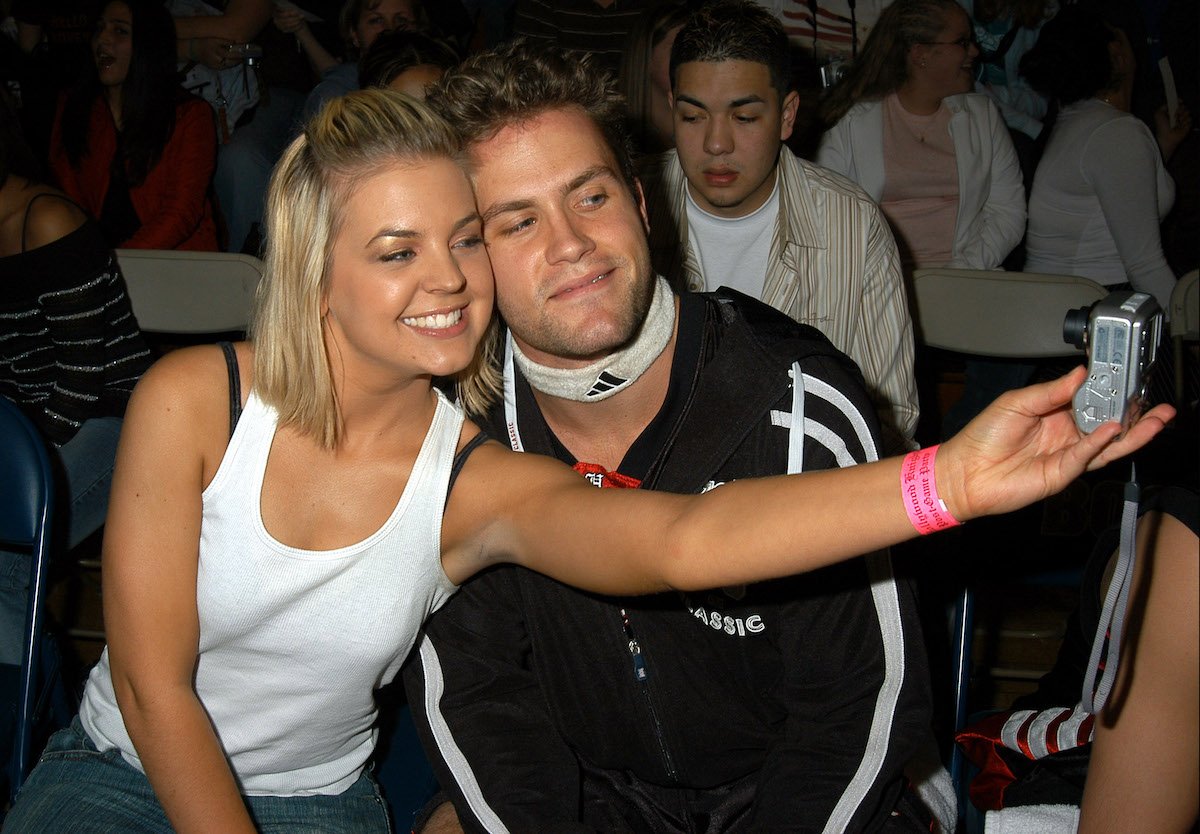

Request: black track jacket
left=404, top=291, right=933, bottom=833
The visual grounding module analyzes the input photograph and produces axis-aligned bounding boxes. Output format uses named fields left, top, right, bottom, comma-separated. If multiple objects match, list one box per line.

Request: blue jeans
left=214, top=88, right=306, bottom=253
left=0, top=417, right=123, bottom=666
left=4, top=717, right=393, bottom=833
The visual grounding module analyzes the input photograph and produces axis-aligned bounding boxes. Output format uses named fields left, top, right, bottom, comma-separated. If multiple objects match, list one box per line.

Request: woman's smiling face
left=321, top=156, right=495, bottom=384
left=911, top=7, right=980, bottom=100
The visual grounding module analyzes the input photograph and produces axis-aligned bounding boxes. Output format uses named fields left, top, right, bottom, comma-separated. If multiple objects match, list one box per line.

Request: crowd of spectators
left=3, top=0, right=1190, bottom=275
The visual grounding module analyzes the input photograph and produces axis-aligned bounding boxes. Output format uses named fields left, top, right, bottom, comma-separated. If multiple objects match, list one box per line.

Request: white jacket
left=817, top=93, right=1026, bottom=271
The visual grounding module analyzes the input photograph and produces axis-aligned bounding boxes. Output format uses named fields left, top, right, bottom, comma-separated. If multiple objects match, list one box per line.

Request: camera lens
left=1063, top=307, right=1091, bottom=349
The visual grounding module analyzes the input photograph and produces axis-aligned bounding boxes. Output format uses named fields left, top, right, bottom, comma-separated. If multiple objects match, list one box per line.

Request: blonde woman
left=3, top=90, right=1170, bottom=834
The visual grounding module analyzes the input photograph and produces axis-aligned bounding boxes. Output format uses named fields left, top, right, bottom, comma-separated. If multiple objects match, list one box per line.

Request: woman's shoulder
left=19, top=191, right=89, bottom=251
left=844, top=98, right=883, bottom=119
left=1064, top=102, right=1156, bottom=151
left=945, top=92, right=999, bottom=115
left=134, top=342, right=253, bottom=413
left=54, top=89, right=106, bottom=123
left=1082, top=103, right=1150, bottom=135
left=125, top=342, right=254, bottom=453
left=823, top=99, right=882, bottom=134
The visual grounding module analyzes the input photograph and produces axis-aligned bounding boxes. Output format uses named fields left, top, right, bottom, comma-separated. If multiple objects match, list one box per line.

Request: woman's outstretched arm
left=102, top=349, right=256, bottom=834
left=444, top=368, right=1174, bottom=594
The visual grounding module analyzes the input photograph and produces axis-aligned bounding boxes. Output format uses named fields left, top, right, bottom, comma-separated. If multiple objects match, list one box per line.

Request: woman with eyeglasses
left=816, top=0, right=1025, bottom=276
left=816, top=0, right=1027, bottom=436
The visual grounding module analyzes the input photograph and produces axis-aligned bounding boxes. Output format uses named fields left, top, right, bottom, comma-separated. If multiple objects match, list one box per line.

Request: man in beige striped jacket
left=641, top=0, right=918, bottom=452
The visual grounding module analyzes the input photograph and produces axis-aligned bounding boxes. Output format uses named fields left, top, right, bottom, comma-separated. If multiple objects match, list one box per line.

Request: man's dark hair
left=669, top=0, right=793, bottom=98
left=426, top=39, right=637, bottom=194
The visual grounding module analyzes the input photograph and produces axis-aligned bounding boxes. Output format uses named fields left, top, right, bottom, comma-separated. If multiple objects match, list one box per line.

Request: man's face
left=671, top=60, right=799, bottom=218
left=470, top=107, right=656, bottom=369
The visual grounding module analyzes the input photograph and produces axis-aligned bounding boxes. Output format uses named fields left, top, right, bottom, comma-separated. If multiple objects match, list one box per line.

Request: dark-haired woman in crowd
left=49, top=0, right=218, bottom=251
left=0, top=93, right=153, bottom=666
left=1021, top=6, right=1190, bottom=310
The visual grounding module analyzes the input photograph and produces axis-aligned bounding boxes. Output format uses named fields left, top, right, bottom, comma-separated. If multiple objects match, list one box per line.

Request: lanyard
left=1082, top=465, right=1141, bottom=714
left=502, top=332, right=525, bottom=453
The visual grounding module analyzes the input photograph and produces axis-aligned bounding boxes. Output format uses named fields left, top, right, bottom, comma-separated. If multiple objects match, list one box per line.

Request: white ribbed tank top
left=80, top=388, right=462, bottom=796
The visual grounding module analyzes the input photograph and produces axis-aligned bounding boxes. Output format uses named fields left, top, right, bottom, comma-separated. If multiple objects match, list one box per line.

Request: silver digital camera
left=1063, top=291, right=1163, bottom=434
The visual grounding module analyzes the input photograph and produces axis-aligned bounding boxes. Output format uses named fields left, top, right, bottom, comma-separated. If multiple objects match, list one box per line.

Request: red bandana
left=572, top=461, right=642, bottom=490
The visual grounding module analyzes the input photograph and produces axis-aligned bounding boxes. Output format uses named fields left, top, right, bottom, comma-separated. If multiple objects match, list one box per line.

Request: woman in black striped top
left=0, top=96, right=153, bottom=666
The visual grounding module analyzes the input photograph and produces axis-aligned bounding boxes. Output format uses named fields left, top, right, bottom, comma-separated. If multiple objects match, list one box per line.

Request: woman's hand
left=938, top=367, right=1175, bottom=521
left=1155, top=102, right=1192, bottom=162
left=272, top=5, right=307, bottom=35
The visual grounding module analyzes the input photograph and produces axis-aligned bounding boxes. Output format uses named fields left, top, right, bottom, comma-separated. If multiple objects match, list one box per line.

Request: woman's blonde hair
left=250, top=89, right=501, bottom=448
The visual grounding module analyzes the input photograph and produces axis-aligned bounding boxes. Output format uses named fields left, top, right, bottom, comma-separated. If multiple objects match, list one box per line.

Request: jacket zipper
left=620, top=608, right=678, bottom=781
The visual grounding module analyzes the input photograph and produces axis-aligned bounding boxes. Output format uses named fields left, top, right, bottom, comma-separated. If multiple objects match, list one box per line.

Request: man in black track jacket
left=403, top=40, right=947, bottom=834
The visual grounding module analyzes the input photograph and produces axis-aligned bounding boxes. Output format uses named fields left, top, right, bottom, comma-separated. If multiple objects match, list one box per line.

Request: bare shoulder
left=133, top=342, right=242, bottom=399
left=21, top=191, right=88, bottom=250
left=125, top=343, right=254, bottom=471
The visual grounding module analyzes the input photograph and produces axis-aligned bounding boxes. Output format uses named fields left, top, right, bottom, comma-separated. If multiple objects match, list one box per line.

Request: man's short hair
left=427, top=39, right=638, bottom=194
left=669, top=0, right=793, bottom=98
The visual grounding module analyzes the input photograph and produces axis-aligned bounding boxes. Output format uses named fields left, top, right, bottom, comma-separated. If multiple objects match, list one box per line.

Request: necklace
left=891, top=94, right=940, bottom=143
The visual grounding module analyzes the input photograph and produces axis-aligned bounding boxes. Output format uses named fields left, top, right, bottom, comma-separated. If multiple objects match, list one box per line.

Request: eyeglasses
left=920, top=36, right=975, bottom=49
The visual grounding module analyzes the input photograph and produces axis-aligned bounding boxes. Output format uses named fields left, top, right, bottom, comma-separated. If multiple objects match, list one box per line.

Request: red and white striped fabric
left=955, top=704, right=1095, bottom=810
left=998, top=704, right=1095, bottom=760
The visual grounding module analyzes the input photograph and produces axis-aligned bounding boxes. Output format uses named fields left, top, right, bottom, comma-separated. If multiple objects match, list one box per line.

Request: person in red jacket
left=49, top=0, right=218, bottom=251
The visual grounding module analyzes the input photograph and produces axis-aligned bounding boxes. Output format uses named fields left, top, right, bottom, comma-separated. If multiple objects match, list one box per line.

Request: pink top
left=880, top=94, right=958, bottom=269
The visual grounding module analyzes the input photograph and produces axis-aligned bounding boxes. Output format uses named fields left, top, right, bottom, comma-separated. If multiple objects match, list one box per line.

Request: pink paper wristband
left=900, top=445, right=962, bottom=535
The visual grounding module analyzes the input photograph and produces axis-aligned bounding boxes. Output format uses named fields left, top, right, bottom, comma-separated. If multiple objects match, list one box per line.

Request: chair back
left=912, top=268, right=1108, bottom=358
left=1170, top=270, right=1199, bottom=341
left=116, top=249, right=263, bottom=334
left=0, top=398, right=55, bottom=797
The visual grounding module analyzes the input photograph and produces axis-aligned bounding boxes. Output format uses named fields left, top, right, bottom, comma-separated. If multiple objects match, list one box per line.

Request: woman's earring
left=921, top=59, right=928, bottom=69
